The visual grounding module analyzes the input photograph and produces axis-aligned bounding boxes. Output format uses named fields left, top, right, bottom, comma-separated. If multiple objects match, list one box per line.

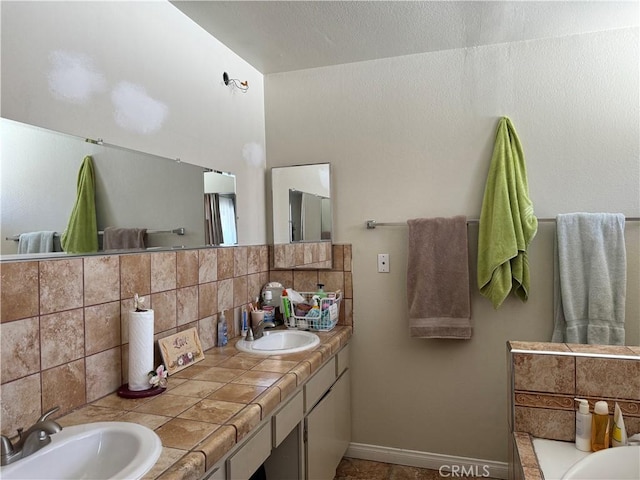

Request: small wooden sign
left=158, top=327, right=204, bottom=375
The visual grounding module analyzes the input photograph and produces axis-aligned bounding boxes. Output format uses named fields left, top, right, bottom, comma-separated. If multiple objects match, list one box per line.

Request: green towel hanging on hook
left=477, top=117, right=538, bottom=309
left=61, top=155, right=98, bottom=253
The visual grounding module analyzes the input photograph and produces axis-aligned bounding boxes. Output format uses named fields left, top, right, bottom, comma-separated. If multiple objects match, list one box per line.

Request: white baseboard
left=345, top=442, right=509, bottom=479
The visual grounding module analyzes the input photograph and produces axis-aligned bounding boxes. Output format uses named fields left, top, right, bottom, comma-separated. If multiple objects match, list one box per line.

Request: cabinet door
left=305, top=357, right=336, bottom=412
left=200, top=464, right=225, bottom=480
left=273, top=390, right=304, bottom=448
left=305, top=370, right=351, bottom=480
left=227, top=422, right=271, bottom=480
left=306, top=386, right=337, bottom=480
left=334, top=370, right=351, bottom=456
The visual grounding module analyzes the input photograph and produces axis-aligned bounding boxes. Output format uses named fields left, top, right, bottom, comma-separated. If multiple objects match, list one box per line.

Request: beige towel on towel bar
left=407, top=217, right=472, bottom=339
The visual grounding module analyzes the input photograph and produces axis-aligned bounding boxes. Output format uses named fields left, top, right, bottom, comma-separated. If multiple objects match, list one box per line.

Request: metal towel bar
left=366, top=217, right=640, bottom=229
left=5, top=227, right=185, bottom=242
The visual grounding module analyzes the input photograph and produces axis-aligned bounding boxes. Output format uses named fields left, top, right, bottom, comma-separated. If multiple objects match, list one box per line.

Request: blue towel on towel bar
left=18, top=231, right=56, bottom=254
left=552, top=213, right=626, bottom=345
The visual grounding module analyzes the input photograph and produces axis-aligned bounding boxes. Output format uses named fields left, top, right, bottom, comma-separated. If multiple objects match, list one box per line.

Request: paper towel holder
left=117, top=383, right=165, bottom=399
left=118, top=296, right=167, bottom=398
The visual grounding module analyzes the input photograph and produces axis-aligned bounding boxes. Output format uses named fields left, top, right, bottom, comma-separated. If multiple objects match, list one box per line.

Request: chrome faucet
left=1, top=406, right=62, bottom=466
left=248, top=319, right=276, bottom=340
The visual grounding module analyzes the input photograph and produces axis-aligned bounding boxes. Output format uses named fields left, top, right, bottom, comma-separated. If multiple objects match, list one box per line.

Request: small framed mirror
left=271, top=163, right=332, bottom=269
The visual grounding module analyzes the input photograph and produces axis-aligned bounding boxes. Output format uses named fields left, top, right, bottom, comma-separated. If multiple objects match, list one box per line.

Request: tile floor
left=334, top=457, right=498, bottom=480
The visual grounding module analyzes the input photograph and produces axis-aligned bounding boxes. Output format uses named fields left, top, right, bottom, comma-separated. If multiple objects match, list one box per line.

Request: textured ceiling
left=171, top=1, right=639, bottom=74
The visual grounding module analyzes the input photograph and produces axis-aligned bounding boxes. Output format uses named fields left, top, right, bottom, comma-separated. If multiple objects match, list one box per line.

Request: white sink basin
left=0, top=421, right=162, bottom=480
left=236, top=330, right=320, bottom=355
left=562, top=445, right=640, bottom=480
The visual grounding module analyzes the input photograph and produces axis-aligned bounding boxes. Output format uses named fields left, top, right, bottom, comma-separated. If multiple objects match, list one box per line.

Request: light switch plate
left=377, top=253, right=390, bottom=273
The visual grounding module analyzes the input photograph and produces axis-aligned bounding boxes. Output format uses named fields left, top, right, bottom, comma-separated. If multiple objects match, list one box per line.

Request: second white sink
left=561, top=445, right=640, bottom=480
left=0, top=421, right=162, bottom=480
left=236, top=330, right=320, bottom=355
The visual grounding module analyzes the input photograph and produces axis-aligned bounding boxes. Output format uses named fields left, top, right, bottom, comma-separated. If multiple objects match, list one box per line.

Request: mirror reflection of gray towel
left=407, top=216, right=472, bottom=339
left=18, top=231, right=56, bottom=253
left=103, top=227, right=147, bottom=250
left=552, top=213, right=626, bottom=345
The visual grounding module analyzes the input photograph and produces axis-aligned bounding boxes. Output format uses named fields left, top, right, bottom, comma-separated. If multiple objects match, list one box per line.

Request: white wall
left=265, top=28, right=640, bottom=462
left=1, top=1, right=267, bottom=245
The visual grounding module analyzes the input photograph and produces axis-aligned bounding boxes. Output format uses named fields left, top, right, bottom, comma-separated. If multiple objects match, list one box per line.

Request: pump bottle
left=591, top=400, right=610, bottom=451
left=574, top=398, right=592, bottom=452
left=315, top=283, right=327, bottom=299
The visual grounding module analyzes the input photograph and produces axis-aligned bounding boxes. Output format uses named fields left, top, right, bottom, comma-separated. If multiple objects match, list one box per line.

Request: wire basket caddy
left=284, top=291, right=342, bottom=332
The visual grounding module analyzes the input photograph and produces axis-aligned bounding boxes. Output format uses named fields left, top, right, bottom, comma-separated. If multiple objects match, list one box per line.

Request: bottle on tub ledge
left=591, top=400, right=610, bottom=452
left=574, top=398, right=592, bottom=452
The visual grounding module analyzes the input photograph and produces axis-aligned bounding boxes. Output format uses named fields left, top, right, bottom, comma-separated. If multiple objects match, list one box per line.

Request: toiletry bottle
left=591, top=400, right=610, bottom=451
left=217, top=311, right=228, bottom=347
left=611, top=402, right=627, bottom=447
left=241, top=307, right=248, bottom=338
left=574, top=398, right=592, bottom=452
left=262, top=290, right=276, bottom=323
left=316, top=283, right=327, bottom=299
left=281, top=289, right=292, bottom=325
left=222, top=316, right=228, bottom=345
left=306, top=298, right=321, bottom=318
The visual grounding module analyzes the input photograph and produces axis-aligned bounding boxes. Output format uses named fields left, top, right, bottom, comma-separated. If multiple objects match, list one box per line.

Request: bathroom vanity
left=208, top=339, right=351, bottom=480
left=54, top=327, right=352, bottom=480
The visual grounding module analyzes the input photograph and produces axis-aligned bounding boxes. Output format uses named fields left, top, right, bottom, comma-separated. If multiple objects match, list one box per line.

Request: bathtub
left=532, top=438, right=640, bottom=480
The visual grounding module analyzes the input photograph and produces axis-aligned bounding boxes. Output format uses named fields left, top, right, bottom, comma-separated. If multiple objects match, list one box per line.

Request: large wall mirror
left=271, top=163, right=332, bottom=269
left=1, top=118, right=237, bottom=258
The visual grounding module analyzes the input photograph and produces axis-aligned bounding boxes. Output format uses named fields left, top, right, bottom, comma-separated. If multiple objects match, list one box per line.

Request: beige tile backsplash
left=509, top=341, right=640, bottom=442
left=0, top=243, right=352, bottom=436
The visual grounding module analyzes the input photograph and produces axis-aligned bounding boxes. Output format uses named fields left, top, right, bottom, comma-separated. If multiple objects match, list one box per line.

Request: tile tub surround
left=0, top=243, right=353, bottom=436
left=55, top=328, right=350, bottom=480
left=508, top=341, right=640, bottom=480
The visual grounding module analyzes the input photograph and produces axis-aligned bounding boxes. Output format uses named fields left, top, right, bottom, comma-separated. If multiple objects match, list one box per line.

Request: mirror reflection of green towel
left=61, top=155, right=98, bottom=253
left=477, top=117, right=538, bottom=309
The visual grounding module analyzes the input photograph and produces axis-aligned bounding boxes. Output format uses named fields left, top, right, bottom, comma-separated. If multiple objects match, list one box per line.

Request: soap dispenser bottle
left=574, top=398, right=592, bottom=452
left=591, top=400, right=610, bottom=451
left=315, top=283, right=327, bottom=299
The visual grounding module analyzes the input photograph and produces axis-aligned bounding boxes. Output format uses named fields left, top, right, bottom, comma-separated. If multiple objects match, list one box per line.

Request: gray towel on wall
left=552, top=213, right=626, bottom=345
left=407, top=216, right=472, bottom=339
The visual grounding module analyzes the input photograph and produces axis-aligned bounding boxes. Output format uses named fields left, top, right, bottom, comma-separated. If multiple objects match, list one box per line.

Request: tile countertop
left=55, top=326, right=352, bottom=480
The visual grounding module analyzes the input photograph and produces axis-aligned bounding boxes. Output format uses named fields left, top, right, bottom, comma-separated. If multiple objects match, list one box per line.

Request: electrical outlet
left=377, top=253, right=390, bottom=273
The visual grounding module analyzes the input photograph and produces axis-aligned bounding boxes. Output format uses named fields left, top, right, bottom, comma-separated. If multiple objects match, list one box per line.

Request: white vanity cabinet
left=304, top=344, right=351, bottom=480
left=202, top=343, right=351, bottom=480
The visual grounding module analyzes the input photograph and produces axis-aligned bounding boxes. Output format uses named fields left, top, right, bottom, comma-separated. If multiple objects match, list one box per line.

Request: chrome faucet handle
left=1, top=435, right=14, bottom=456
left=38, top=406, right=60, bottom=423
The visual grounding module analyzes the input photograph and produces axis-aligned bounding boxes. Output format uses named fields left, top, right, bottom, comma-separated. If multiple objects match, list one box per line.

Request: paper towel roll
left=128, top=309, right=154, bottom=391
